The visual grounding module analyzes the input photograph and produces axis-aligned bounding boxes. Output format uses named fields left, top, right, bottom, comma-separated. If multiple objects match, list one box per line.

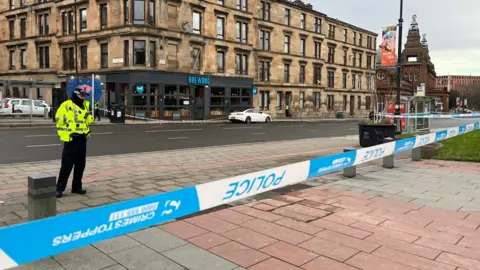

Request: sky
left=312, top=0, right=480, bottom=76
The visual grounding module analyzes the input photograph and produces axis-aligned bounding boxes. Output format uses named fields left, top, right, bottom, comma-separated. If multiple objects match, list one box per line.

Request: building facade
left=436, top=75, right=480, bottom=92
left=0, top=0, right=377, bottom=119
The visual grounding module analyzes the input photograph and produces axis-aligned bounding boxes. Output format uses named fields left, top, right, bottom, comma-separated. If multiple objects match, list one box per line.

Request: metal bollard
left=343, top=147, right=356, bottom=178
left=28, top=172, right=57, bottom=221
left=44, top=107, right=48, bottom=119
left=383, top=138, right=395, bottom=168
left=412, top=147, right=422, bottom=161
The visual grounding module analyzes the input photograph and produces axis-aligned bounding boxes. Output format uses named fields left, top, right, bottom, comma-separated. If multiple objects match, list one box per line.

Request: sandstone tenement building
left=0, top=0, right=377, bottom=119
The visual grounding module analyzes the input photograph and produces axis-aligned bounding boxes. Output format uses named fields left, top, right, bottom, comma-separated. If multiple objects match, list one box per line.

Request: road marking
left=223, top=126, right=261, bottom=130
left=308, top=130, right=319, bottom=132
left=167, top=137, right=189, bottom=140
left=92, top=132, right=114, bottom=135
left=26, top=144, right=61, bottom=148
left=145, top=129, right=202, bottom=133
left=25, top=132, right=113, bottom=138
left=252, top=132, right=266, bottom=135
left=277, top=124, right=307, bottom=127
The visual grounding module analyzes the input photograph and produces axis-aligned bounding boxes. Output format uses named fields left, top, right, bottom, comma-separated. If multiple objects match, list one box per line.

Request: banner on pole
left=381, top=26, right=397, bottom=67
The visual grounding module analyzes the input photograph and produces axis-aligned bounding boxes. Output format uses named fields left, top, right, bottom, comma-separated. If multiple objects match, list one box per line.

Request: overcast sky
left=312, top=0, right=480, bottom=76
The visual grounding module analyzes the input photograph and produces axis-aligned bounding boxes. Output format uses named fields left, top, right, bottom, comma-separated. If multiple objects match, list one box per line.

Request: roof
left=325, top=17, right=378, bottom=36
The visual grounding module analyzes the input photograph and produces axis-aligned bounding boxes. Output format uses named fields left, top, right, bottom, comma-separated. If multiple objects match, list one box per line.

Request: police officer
left=94, top=100, right=101, bottom=121
left=55, top=88, right=94, bottom=198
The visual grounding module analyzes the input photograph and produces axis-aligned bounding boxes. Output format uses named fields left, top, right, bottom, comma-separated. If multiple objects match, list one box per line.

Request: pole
left=394, top=0, right=404, bottom=133
left=92, top=74, right=95, bottom=117
left=29, top=88, right=32, bottom=123
left=74, top=0, right=78, bottom=85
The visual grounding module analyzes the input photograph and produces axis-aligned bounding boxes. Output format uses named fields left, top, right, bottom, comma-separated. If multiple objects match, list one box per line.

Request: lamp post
left=394, top=0, right=404, bottom=133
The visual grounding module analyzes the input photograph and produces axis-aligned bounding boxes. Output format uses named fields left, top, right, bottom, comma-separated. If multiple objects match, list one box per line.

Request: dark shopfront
left=105, top=71, right=254, bottom=120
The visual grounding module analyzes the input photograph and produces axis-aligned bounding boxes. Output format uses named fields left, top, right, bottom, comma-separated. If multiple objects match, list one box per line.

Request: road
left=1, top=117, right=478, bottom=164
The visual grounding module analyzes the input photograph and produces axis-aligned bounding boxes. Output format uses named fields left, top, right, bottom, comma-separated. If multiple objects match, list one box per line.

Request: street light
left=394, top=0, right=404, bottom=133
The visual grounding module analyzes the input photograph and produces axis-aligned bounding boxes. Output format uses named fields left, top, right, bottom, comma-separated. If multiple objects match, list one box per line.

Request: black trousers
left=95, top=109, right=101, bottom=121
left=57, top=136, right=87, bottom=193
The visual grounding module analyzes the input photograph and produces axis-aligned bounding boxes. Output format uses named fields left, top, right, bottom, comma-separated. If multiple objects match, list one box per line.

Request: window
left=193, top=11, right=201, bottom=34
left=235, top=53, right=248, bottom=74
left=9, top=50, right=15, bottom=70
left=314, top=17, right=321, bottom=33
left=80, top=9, right=87, bottom=32
left=328, top=24, right=335, bottom=39
left=217, top=51, right=225, bottom=73
left=259, top=30, right=270, bottom=50
left=313, top=92, right=320, bottom=108
left=81, top=46, right=87, bottom=69
left=9, top=20, right=14, bottom=40
left=192, top=47, right=201, bottom=70
left=68, top=11, right=74, bottom=33
left=216, top=17, right=225, bottom=39
left=352, top=52, right=357, bottom=67
left=314, top=41, right=321, bottom=59
left=133, top=40, right=146, bottom=65
left=100, top=4, right=108, bottom=29
left=39, top=14, right=49, bottom=36
left=236, top=0, right=247, bottom=11
left=20, top=18, right=26, bottom=39
left=236, top=21, right=248, bottom=43
left=124, top=40, right=129, bottom=66
left=284, top=63, right=290, bottom=83
left=343, top=29, right=347, bottom=42
left=327, top=70, right=335, bottom=88
left=359, top=34, right=363, bottom=46
left=62, top=47, right=74, bottom=70
left=300, top=13, right=306, bottom=29
left=101, top=43, right=108, bottom=68
left=124, top=0, right=129, bottom=23
left=133, top=0, right=145, bottom=24
left=259, top=60, right=270, bottom=81
left=366, top=96, right=371, bottom=110
left=284, top=8, right=290, bottom=25
left=300, top=38, right=305, bottom=56
left=352, top=73, right=356, bottom=89
left=299, top=92, right=305, bottom=109
left=357, top=74, right=362, bottom=89
left=20, top=49, right=26, bottom=69
left=62, top=12, right=68, bottom=34
left=150, top=41, right=156, bottom=67
left=358, top=96, right=361, bottom=110
left=217, top=0, right=223, bottom=5
left=260, top=1, right=270, bottom=21
left=299, top=65, right=305, bottom=83
left=342, top=72, right=347, bottom=88
left=20, top=0, right=25, bottom=7
left=9, top=0, right=14, bottom=10
left=366, top=75, right=372, bottom=90
left=327, top=95, right=334, bottom=110
left=259, top=91, right=269, bottom=110
left=38, top=45, right=50, bottom=68
left=358, top=53, right=362, bottom=67
left=149, top=0, right=155, bottom=25
left=367, top=36, right=372, bottom=49
left=343, top=49, right=347, bottom=65
left=276, top=91, right=282, bottom=109
left=343, top=95, right=347, bottom=111
left=353, top=32, right=357, bottom=45
left=313, top=66, right=321, bottom=85
left=367, top=55, right=372, bottom=69
left=284, top=35, right=290, bottom=53
left=327, top=46, right=335, bottom=63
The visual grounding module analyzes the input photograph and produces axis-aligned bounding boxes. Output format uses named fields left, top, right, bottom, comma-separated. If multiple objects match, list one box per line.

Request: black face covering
left=71, top=94, right=85, bottom=109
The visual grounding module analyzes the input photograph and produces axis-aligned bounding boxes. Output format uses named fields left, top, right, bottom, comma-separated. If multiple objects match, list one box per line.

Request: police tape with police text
left=0, top=121, right=479, bottom=269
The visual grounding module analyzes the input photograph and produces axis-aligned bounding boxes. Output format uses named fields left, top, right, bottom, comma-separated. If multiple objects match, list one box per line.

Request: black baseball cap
left=73, top=88, right=90, bottom=96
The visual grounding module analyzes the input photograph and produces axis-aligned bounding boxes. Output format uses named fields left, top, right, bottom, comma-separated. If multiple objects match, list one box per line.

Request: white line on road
left=251, top=132, right=266, bottom=135
left=277, top=124, right=307, bottom=127
left=223, top=126, right=261, bottom=130
left=145, top=129, right=203, bottom=133
left=25, top=132, right=113, bottom=138
left=26, top=144, right=61, bottom=148
left=308, top=130, right=319, bottom=132
left=167, top=137, right=189, bottom=140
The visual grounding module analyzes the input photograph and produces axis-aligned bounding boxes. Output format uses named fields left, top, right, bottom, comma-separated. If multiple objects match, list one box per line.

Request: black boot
left=56, top=192, right=63, bottom=198
left=72, top=189, right=87, bottom=195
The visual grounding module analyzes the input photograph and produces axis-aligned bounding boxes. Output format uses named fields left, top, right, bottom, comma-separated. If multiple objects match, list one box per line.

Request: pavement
left=0, top=117, right=478, bottom=164
left=8, top=157, right=480, bottom=270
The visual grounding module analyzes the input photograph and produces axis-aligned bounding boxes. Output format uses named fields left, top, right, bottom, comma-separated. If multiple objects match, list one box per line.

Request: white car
left=0, top=98, right=51, bottom=116
left=229, top=109, right=272, bottom=123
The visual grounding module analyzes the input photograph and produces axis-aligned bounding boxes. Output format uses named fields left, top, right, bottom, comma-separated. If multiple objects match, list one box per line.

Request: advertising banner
left=381, top=26, right=397, bottom=66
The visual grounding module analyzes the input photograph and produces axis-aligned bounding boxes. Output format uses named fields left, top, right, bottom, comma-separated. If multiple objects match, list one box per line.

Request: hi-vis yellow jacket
left=55, top=100, right=94, bottom=142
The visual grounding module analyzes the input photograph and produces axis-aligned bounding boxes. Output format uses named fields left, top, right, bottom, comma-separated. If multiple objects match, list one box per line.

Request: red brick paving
left=161, top=186, right=480, bottom=269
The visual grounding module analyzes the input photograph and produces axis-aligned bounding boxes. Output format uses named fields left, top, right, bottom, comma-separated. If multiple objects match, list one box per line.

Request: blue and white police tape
left=99, top=108, right=227, bottom=124
left=0, top=121, right=479, bottom=269
left=376, top=112, right=480, bottom=119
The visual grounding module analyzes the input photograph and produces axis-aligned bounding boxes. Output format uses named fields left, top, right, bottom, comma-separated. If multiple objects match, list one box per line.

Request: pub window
left=9, top=50, right=15, bottom=70
left=217, top=51, right=225, bottom=73
left=313, top=65, right=321, bottom=85
left=259, top=30, right=270, bottom=51
left=20, top=18, right=26, bottom=39
left=124, top=0, right=129, bottom=23
left=327, top=95, right=334, bottom=111
left=100, top=4, right=108, bottom=29
left=284, top=8, right=290, bottom=25
left=133, top=40, right=146, bottom=66
left=101, top=43, right=108, bottom=68
left=259, top=60, right=270, bottom=81
left=192, top=11, right=201, bottom=35
left=216, top=17, right=225, bottom=39
left=124, top=40, right=129, bottom=66
left=284, top=35, right=290, bottom=53
left=236, top=21, right=248, bottom=43
left=299, top=92, right=304, bottom=109
left=80, top=9, right=87, bottom=32
left=149, top=0, right=155, bottom=25
left=38, top=45, right=50, bottom=68
left=150, top=41, right=156, bottom=67
left=314, top=41, right=321, bottom=59
left=192, top=47, right=201, bottom=70
left=259, top=90, right=269, bottom=110
left=211, top=88, right=226, bottom=116
left=327, top=70, right=335, bottom=88
left=133, top=0, right=145, bottom=24
left=81, top=46, right=88, bottom=69
left=235, top=53, right=248, bottom=75
left=259, top=1, right=270, bottom=21
left=236, top=0, right=247, bottom=11
left=231, top=88, right=251, bottom=109
left=299, top=65, right=305, bottom=83
left=313, top=92, right=320, bottom=108
left=284, top=63, right=290, bottom=83
left=20, top=49, right=26, bottom=69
